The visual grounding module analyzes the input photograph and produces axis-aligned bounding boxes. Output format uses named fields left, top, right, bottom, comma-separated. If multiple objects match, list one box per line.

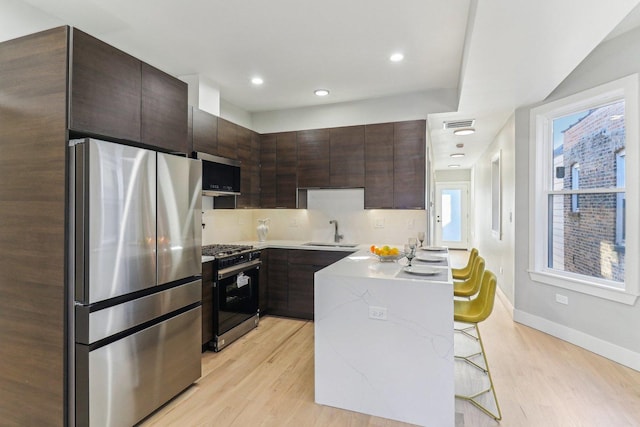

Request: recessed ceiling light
left=456, top=143, right=464, bottom=148
left=450, top=153, right=465, bottom=158
left=314, top=89, right=330, bottom=97
left=453, top=128, right=475, bottom=136
left=251, top=77, right=263, bottom=85
left=448, top=164, right=461, bottom=168
left=390, top=53, right=404, bottom=62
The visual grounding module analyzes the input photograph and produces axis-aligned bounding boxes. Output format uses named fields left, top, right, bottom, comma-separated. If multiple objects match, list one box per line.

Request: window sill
left=528, top=270, right=638, bottom=305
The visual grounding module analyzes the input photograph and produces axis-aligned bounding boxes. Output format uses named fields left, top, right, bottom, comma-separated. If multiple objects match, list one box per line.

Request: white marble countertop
left=314, top=246, right=454, bottom=426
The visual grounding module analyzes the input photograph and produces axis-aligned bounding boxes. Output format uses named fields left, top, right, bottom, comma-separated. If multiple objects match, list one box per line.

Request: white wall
left=513, top=27, right=640, bottom=369
left=471, top=115, right=516, bottom=304
left=434, top=169, right=471, bottom=182
left=250, top=89, right=457, bottom=133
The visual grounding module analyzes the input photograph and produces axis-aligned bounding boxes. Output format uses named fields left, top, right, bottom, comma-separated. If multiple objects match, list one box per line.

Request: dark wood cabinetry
left=364, top=120, right=425, bottom=209
left=191, top=107, right=219, bottom=153
left=201, top=262, right=214, bottom=347
left=259, top=133, right=297, bottom=209
left=69, top=28, right=188, bottom=153
left=297, top=129, right=330, bottom=188
left=258, top=249, right=269, bottom=314
left=237, top=128, right=261, bottom=208
left=265, top=249, right=352, bottom=319
left=393, top=120, right=426, bottom=209
left=330, top=125, right=365, bottom=188
left=276, top=132, right=298, bottom=208
left=217, top=117, right=238, bottom=159
left=365, top=123, right=395, bottom=208
left=141, top=63, right=188, bottom=153
left=267, top=249, right=289, bottom=313
left=1, top=26, right=69, bottom=426
left=260, top=134, right=277, bottom=208
left=69, top=28, right=141, bottom=142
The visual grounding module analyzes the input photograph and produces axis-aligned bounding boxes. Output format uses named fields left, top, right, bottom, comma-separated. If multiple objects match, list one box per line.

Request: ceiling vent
left=443, top=119, right=475, bottom=130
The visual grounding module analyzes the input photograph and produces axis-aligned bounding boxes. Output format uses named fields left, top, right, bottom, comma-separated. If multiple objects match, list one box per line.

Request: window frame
left=529, top=74, right=639, bottom=305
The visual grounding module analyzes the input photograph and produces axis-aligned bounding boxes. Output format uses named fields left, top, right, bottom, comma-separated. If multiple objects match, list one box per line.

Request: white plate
left=403, top=266, right=441, bottom=276
left=414, top=254, right=445, bottom=262
left=420, top=246, right=447, bottom=252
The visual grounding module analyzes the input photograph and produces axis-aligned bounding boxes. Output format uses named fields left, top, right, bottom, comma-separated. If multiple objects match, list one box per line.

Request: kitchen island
left=314, top=248, right=454, bottom=427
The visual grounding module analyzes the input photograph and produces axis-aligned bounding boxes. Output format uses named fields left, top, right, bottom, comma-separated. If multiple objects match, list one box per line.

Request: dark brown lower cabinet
left=266, top=249, right=353, bottom=320
left=201, top=261, right=214, bottom=348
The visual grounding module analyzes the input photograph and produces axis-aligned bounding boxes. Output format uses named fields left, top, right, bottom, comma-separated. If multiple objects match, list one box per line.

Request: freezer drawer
left=75, top=306, right=202, bottom=427
left=75, top=279, right=201, bottom=345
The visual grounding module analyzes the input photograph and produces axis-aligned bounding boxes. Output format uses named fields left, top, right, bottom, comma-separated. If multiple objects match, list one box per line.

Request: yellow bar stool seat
left=451, top=248, right=478, bottom=280
left=454, top=270, right=502, bottom=421
left=453, top=256, right=484, bottom=299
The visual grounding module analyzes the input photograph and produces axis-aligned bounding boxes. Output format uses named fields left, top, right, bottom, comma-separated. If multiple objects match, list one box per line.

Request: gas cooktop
left=202, top=244, right=254, bottom=258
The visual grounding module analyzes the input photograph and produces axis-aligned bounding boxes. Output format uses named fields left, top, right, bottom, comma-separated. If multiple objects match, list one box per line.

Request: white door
left=434, top=182, right=469, bottom=249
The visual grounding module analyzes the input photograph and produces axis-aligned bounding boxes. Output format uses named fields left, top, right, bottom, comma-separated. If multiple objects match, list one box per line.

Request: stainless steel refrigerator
left=69, top=138, right=202, bottom=426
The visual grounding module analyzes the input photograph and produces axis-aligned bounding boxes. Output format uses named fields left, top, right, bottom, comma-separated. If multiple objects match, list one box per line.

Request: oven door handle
left=217, top=259, right=262, bottom=280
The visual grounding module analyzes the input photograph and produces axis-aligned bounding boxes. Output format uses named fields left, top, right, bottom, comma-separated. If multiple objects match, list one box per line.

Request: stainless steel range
left=203, top=244, right=261, bottom=351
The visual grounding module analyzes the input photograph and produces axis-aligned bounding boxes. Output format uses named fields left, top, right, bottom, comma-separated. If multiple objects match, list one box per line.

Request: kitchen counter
left=201, top=240, right=359, bottom=263
left=314, top=248, right=454, bottom=426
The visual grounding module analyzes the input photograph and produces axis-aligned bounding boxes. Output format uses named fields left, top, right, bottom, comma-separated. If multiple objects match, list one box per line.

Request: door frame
left=434, top=181, right=469, bottom=249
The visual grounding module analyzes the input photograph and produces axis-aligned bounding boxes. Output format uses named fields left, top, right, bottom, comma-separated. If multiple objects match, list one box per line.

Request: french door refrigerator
left=69, top=138, right=202, bottom=426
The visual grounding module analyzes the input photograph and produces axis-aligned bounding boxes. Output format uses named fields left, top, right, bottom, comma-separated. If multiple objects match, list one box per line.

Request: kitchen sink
left=303, top=242, right=359, bottom=248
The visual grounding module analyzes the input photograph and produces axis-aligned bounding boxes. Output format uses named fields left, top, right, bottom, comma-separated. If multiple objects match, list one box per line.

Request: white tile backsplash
left=201, top=189, right=427, bottom=246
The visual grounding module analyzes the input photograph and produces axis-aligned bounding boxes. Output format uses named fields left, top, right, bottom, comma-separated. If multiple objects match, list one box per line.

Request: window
left=530, top=75, right=639, bottom=304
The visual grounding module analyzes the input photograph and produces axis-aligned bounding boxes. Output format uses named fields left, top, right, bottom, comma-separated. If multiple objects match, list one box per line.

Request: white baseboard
left=513, top=309, right=640, bottom=372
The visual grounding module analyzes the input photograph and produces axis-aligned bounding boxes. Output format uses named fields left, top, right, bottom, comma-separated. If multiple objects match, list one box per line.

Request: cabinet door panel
left=365, top=123, right=394, bottom=208
left=217, top=118, right=237, bottom=159
left=297, top=129, right=329, bottom=188
left=394, top=120, right=425, bottom=209
left=288, top=264, right=315, bottom=320
left=141, top=63, right=188, bottom=153
left=70, top=29, right=141, bottom=142
left=276, top=132, right=297, bottom=208
left=267, top=249, right=288, bottom=313
left=330, top=125, right=364, bottom=188
left=192, top=108, right=218, bottom=154
left=260, top=134, right=277, bottom=208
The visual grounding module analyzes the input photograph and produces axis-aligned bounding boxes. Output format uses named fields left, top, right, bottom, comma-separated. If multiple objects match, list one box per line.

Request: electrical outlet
left=555, top=294, right=569, bottom=305
left=369, top=306, right=388, bottom=320
left=499, top=266, right=504, bottom=275
left=374, top=218, right=385, bottom=229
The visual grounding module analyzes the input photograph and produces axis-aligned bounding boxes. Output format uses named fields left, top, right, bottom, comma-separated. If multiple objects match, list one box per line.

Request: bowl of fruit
left=370, top=245, right=402, bottom=262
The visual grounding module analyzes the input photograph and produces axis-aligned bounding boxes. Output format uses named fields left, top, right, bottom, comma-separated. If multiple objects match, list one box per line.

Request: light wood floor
left=142, top=251, right=640, bottom=426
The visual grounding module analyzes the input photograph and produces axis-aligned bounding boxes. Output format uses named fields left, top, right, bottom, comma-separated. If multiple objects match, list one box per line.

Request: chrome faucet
left=329, top=220, right=344, bottom=243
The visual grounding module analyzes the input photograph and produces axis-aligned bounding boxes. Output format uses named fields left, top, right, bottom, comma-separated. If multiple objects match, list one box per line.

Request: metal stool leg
left=455, top=325, right=502, bottom=421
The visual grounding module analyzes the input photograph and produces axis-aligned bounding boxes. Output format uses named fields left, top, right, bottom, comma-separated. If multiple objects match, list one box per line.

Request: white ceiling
left=3, top=0, right=640, bottom=170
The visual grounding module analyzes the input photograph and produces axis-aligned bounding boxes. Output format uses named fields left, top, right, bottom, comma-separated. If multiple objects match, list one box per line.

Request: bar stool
left=453, top=256, right=484, bottom=299
left=451, top=248, right=478, bottom=280
left=454, top=270, right=502, bottom=421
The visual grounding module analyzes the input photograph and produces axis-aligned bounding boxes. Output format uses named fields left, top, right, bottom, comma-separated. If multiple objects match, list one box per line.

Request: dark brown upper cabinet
left=330, top=125, right=365, bottom=188
left=69, top=28, right=188, bottom=153
left=393, top=120, right=426, bottom=209
left=297, top=129, right=330, bottom=188
left=217, top=118, right=238, bottom=159
left=260, top=134, right=277, bottom=208
left=364, top=123, right=395, bottom=208
left=275, top=132, right=298, bottom=208
left=236, top=127, right=261, bottom=208
left=191, top=107, right=218, bottom=154
left=141, top=62, right=188, bottom=153
left=69, top=29, right=141, bottom=142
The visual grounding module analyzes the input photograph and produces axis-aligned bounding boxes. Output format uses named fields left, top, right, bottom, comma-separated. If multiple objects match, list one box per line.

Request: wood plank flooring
left=142, top=251, right=640, bottom=426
